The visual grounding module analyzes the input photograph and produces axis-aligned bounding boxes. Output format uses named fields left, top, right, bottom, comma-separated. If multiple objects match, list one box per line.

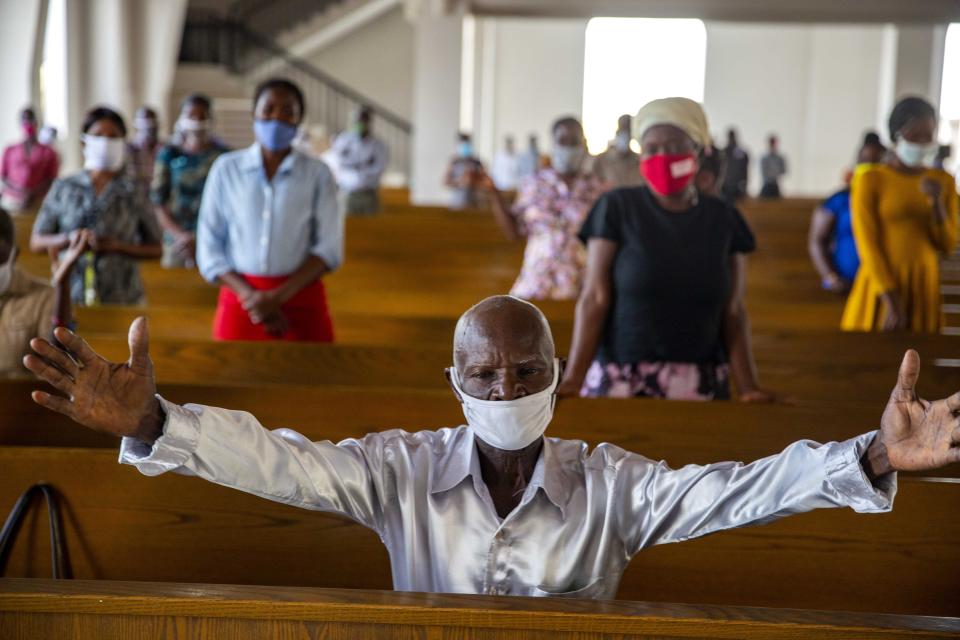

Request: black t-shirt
left=578, top=186, right=756, bottom=365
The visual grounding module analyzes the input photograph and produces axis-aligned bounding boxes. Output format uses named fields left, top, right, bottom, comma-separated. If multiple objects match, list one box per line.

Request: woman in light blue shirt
left=198, top=78, right=343, bottom=341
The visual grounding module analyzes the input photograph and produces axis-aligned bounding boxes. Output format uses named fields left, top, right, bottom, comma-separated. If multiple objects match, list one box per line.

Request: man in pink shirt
left=1, top=108, right=59, bottom=212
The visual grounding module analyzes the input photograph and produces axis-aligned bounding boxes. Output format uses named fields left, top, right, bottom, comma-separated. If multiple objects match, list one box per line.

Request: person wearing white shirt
left=328, top=107, right=387, bottom=215
left=491, top=135, right=520, bottom=191
left=517, top=133, right=541, bottom=181
left=22, top=295, right=960, bottom=599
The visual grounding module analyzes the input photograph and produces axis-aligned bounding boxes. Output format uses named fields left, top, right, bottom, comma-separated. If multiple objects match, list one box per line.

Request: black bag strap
left=0, top=483, right=71, bottom=579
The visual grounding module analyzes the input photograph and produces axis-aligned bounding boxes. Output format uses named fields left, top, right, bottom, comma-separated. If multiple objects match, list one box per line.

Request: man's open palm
left=879, top=349, right=960, bottom=472
left=24, top=318, right=160, bottom=441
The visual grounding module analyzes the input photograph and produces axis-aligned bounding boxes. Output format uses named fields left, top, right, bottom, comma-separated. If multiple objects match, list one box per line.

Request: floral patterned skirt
left=581, top=360, right=730, bottom=401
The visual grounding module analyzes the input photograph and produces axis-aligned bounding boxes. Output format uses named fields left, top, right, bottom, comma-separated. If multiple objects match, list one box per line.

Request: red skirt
left=212, top=274, right=334, bottom=342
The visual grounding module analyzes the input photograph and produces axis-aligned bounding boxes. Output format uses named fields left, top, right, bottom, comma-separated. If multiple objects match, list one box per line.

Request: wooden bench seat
left=0, top=446, right=956, bottom=616
left=53, top=332, right=959, bottom=405
left=2, top=380, right=958, bottom=481
left=3, top=578, right=958, bottom=639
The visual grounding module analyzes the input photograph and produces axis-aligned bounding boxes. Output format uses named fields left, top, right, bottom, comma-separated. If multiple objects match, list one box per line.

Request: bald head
left=449, top=296, right=556, bottom=401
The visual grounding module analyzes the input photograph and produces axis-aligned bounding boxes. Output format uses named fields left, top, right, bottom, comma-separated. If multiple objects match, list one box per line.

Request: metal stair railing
left=180, top=14, right=411, bottom=183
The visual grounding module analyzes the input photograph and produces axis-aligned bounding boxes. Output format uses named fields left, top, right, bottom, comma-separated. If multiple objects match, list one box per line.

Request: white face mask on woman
left=82, top=135, right=126, bottom=172
left=447, top=358, right=560, bottom=451
left=895, top=139, right=937, bottom=168
left=0, top=247, right=17, bottom=295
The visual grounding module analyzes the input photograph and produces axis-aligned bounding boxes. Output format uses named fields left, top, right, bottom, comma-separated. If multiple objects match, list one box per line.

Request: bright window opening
left=39, top=0, right=68, bottom=136
left=582, top=18, right=706, bottom=155
left=939, top=23, right=959, bottom=174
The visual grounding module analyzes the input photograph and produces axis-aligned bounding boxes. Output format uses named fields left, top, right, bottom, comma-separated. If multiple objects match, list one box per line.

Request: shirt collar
left=429, top=428, right=572, bottom=518
left=241, top=143, right=300, bottom=176
left=523, top=437, right=572, bottom=518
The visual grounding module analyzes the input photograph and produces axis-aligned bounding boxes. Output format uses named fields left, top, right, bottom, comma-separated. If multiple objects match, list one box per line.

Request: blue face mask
left=457, top=142, right=473, bottom=158
left=253, top=119, right=298, bottom=152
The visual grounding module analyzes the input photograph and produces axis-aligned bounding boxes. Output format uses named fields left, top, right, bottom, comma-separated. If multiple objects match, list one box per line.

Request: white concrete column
left=874, top=24, right=948, bottom=144
left=0, top=0, right=44, bottom=149
left=410, top=13, right=463, bottom=205
left=892, top=24, right=948, bottom=106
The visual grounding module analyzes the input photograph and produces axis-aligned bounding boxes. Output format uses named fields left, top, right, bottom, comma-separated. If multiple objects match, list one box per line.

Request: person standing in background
left=720, top=128, right=749, bottom=202
left=842, top=96, right=959, bottom=333
left=1, top=107, right=59, bottom=212
left=933, top=144, right=951, bottom=171
left=759, top=134, right=787, bottom=198
left=517, top=133, right=541, bottom=181
left=126, top=107, right=161, bottom=198
left=559, top=98, right=771, bottom=402
left=592, top=114, right=643, bottom=188
left=694, top=144, right=725, bottom=197
left=198, top=78, right=343, bottom=342
left=31, top=106, right=162, bottom=306
left=0, top=208, right=87, bottom=377
left=808, top=133, right=886, bottom=294
left=443, top=133, right=485, bottom=210
left=152, top=94, right=228, bottom=269
left=483, top=116, right=605, bottom=301
left=490, top=134, right=520, bottom=191
left=329, top=107, right=387, bottom=215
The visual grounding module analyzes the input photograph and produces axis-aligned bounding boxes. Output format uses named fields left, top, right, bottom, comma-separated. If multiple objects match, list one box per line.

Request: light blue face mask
left=895, top=139, right=937, bottom=168
left=457, top=142, right=474, bottom=158
left=253, top=119, right=298, bottom=152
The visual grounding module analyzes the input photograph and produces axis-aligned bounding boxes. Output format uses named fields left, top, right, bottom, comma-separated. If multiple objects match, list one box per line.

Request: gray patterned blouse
left=33, top=171, right=162, bottom=304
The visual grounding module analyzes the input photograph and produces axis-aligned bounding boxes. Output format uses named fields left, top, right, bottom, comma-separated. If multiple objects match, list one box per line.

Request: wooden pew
left=0, top=447, right=957, bottom=616
left=71, top=301, right=849, bottom=346
left=3, top=379, right=959, bottom=480
left=53, top=332, right=960, bottom=405
left=12, top=201, right=853, bottom=332
left=3, top=579, right=958, bottom=640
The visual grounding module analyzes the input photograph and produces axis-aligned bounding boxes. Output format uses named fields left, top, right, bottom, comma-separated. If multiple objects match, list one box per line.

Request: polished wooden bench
left=57, top=331, right=960, bottom=405
left=4, top=579, right=958, bottom=640
left=0, top=446, right=957, bottom=616
left=71, top=300, right=849, bottom=345
left=3, top=379, right=959, bottom=481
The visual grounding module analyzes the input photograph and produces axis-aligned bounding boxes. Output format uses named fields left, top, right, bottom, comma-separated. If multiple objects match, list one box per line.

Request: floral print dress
left=509, top=168, right=606, bottom=300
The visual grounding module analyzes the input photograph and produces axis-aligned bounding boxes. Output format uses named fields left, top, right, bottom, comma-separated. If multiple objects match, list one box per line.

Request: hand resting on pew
left=22, top=295, right=960, bottom=599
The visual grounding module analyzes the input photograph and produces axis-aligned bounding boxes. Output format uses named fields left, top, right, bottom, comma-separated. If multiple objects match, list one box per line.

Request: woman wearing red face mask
left=557, top=97, right=774, bottom=402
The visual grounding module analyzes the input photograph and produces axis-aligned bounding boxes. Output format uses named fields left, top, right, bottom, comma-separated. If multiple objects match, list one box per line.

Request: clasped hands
left=241, top=288, right=288, bottom=336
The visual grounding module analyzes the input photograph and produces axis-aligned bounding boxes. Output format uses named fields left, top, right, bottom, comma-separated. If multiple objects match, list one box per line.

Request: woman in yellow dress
left=841, top=96, right=958, bottom=332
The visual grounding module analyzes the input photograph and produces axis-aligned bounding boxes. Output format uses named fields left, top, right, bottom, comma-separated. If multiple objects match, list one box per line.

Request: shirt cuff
left=824, top=430, right=897, bottom=513
left=198, top=259, right=232, bottom=284
left=118, top=396, right=201, bottom=476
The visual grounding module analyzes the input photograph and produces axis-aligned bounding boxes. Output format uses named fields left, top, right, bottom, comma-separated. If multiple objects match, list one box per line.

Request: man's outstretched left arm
left=617, top=349, right=959, bottom=555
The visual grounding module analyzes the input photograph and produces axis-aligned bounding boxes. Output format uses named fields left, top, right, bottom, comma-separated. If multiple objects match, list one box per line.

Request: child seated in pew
left=0, top=208, right=85, bottom=377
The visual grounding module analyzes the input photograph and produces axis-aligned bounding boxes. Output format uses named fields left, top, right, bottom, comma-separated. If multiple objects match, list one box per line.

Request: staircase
left=178, top=4, right=411, bottom=185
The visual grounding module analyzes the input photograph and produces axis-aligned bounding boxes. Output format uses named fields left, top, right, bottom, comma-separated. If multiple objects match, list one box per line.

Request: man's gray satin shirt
left=120, top=398, right=895, bottom=599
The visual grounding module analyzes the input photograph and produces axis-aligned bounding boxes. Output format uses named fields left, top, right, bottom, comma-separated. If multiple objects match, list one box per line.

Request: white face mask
left=177, top=117, right=211, bottom=132
left=551, top=145, right=585, bottom=175
left=895, top=139, right=937, bottom=168
left=82, top=135, right=126, bottom=171
left=0, top=248, right=17, bottom=295
left=614, top=132, right=631, bottom=152
left=448, top=358, right=560, bottom=451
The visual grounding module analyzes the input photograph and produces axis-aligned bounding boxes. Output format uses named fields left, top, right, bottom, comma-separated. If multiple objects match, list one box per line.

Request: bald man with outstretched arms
left=23, top=295, right=960, bottom=598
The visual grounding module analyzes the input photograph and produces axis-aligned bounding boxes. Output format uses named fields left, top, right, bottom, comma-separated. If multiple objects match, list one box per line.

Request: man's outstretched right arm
left=23, top=319, right=386, bottom=533
left=120, top=399, right=386, bottom=532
